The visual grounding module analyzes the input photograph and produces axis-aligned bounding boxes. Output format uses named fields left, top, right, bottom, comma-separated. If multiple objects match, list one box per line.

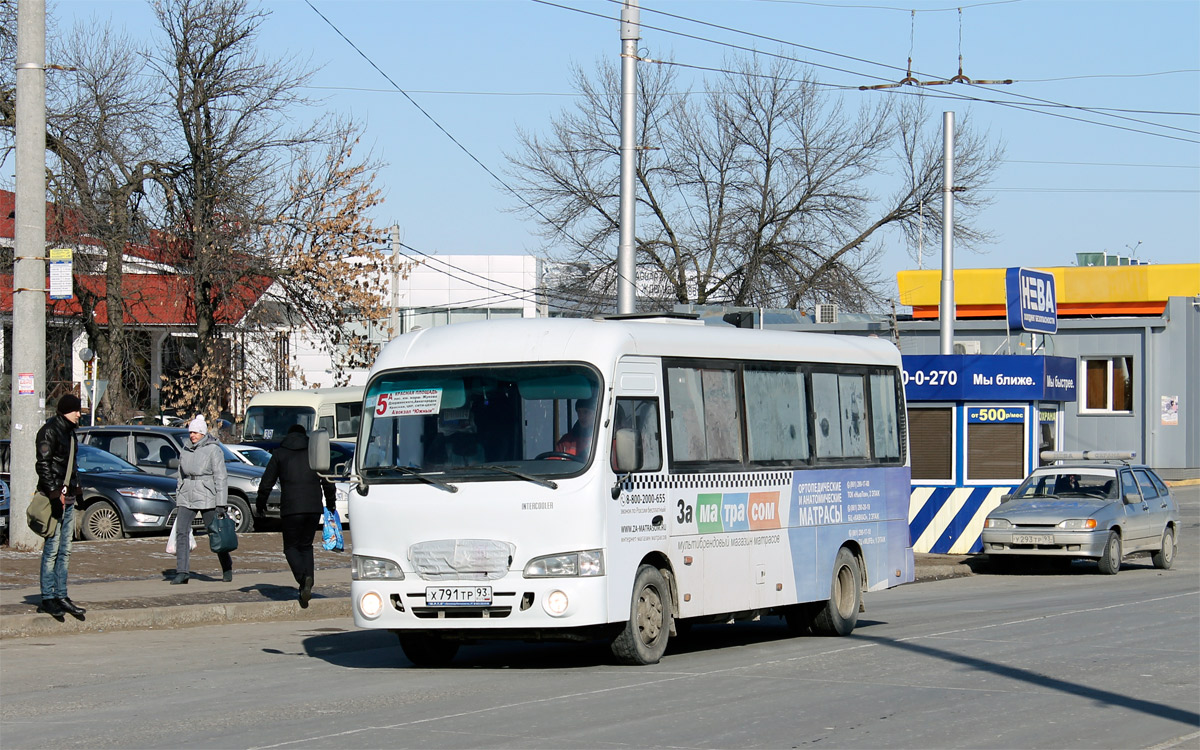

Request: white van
left=242, top=387, right=364, bottom=444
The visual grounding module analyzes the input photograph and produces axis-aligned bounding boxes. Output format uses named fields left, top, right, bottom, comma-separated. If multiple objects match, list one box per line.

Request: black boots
left=171, top=572, right=189, bottom=585
left=299, top=575, right=314, bottom=608
left=36, top=598, right=64, bottom=617
left=222, top=569, right=233, bottom=582
left=58, top=597, right=87, bottom=616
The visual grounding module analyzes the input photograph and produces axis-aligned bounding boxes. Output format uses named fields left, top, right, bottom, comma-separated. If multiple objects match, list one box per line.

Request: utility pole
left=616, top=0, right=639, bottom=315
left=939, top=111, right=956, bottom=355
left=389, top=224, right=401, bottom=338
left=10, top=0, right=48, bottom=551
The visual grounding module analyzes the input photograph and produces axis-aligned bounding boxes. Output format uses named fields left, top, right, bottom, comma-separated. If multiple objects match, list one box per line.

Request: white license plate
left=425, top=586, right=492, bottom=606
left=1013, top=534, right=1054, bottom=545
left=0, top=516, right=6, bottom=527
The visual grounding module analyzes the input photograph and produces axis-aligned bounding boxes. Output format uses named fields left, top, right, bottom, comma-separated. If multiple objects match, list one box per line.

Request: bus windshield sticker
left=375, top=388, right=443, bottom=417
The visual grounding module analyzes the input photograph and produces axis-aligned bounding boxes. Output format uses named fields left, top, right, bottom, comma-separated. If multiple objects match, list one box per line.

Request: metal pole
left=389, top=224, right=400, bottom=338
left=938, top=111, right=955, bottom=355
left=616, top=1, right=639, bottom=315
left=10, top=0, right=48, bottom=550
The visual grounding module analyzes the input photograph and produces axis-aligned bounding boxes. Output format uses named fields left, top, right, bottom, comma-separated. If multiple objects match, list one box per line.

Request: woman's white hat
left=188, top=415, right=208, bottom=435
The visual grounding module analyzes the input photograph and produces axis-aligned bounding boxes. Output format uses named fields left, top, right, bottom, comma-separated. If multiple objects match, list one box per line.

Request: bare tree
left=508, top=56, right=1002, bottom=314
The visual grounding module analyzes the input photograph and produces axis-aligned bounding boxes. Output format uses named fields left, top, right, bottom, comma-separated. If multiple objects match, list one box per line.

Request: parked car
left=1, top=439, right=178, bottom=541
left=982, top=452, right=1179, bottom=574
left=227, top=444, right=272, bottom=468
left=77, top=425, right=280, bottom=533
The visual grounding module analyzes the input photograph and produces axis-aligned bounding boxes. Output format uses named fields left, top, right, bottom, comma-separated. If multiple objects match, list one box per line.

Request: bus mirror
left=613, top=428, right=639, bottom=473
left=309, top=428, right=331, bottom=473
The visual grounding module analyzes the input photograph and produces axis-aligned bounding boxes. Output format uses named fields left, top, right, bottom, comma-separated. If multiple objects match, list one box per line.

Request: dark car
left=77, top=425, right=279, bottom=534
left=1, top=439, right=178, bottom=541
left=982, top=451, right=1180, bottom=574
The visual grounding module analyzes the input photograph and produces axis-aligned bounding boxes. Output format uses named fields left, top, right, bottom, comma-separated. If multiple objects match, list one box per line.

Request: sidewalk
left=0, top=532, right=978, bottom=638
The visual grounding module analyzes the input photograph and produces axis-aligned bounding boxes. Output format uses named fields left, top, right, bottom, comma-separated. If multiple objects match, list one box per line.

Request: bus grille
left=409, top=539, right=515, bottom=581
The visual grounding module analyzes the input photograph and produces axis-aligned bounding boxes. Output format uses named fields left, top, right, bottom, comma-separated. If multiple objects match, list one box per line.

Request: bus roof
left=246, top=386, right=365, bottom=408
left=370, top=317, right=902, bottom=375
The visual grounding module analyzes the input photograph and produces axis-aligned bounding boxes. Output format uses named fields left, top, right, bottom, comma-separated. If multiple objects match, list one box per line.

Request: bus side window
left=612, top=398, right=662, bottom=473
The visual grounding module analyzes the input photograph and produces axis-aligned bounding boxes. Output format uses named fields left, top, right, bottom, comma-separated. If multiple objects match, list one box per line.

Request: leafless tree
left=507, top=56, right=1002, bottom=315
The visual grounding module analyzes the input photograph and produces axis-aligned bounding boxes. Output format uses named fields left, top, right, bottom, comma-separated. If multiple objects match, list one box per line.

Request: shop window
left=967, top=423, right=1024, bottom=480
left=1082, top=356, right=1133, bottom=413
left=908, top=407, right=952, bottom=480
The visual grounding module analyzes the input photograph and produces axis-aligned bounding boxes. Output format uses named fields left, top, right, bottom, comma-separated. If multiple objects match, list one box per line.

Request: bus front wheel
left=811, top=547, right=862, bottom=636
left=396, top=632, right=459, bottom=667
left=611, top=564, right=670, bottom=665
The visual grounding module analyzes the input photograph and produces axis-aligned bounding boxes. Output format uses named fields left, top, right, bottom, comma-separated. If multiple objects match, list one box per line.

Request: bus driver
left=554, top=397, right=595, bottom=459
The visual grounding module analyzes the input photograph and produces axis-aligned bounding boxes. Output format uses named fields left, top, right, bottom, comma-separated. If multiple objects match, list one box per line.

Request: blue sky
left=36, top=0, right=1200, bottom=303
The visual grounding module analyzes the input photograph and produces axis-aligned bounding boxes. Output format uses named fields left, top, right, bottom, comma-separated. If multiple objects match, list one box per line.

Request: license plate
left=425, top=586, right=492, bottom=606
left=0, top=516, right=6, bottom=527
left=1013, top=534, right=1054, bottom=545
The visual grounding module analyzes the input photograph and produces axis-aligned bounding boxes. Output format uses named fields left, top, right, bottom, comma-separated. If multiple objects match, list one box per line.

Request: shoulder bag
left=207, top=512, right=239, bottom=553
left=27, top=437, right=73, bottom=539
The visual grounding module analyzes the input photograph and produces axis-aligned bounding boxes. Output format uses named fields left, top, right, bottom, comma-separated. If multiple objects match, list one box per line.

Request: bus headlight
left=352, top=555, right=404, bottom=580
left=523, top=549, right=604, bottom=578
left=543, top=590, right=569, bottom=617
left=359, top=591, right=384, bottom=619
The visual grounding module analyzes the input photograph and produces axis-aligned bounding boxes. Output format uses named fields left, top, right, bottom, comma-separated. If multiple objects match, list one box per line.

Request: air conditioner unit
left=815, top=303, right=838, bottom=324
left=953, top=340, right=981, bottom=355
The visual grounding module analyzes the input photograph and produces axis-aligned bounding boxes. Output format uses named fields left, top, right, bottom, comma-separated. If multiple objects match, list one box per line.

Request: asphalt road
left=1, top=487, right=1196, bottom=750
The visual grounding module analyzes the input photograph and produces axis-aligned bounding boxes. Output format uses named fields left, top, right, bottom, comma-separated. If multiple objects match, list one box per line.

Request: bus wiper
left=478, top=464, right=558, bottom=490
left=385, top=465, right=459, bottom=493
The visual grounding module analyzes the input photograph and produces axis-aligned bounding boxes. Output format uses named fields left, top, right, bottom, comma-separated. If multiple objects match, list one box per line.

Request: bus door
left=608, top=358, right=670, bottom=606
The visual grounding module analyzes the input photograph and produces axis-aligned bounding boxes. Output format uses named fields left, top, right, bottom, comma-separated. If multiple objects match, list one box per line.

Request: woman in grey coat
left=171, top=415, right=233, bottom=584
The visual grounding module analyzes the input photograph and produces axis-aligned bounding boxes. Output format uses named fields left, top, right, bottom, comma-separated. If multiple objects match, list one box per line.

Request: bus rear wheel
left=811, top=547, right=862, bottom=636
left=396, top=632, right=460, bottom=667
left=611, top=564, right=670, bottom=665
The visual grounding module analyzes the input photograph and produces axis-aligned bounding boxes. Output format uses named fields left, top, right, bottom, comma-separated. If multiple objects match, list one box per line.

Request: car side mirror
left=167, top=458, right=179, bottom=470
left=1000, top=493, right=1012, bottom=502
left=309, top=428, right=331, bottom=473
left=1123, top=491, right=1141, bottom=504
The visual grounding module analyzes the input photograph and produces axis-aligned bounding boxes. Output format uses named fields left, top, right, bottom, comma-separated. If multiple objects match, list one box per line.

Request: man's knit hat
left=57, top=394, right=82, bottom=415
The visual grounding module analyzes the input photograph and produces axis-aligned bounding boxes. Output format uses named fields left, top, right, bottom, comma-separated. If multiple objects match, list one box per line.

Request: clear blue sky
left=37, top=0, right=1200, bottom=303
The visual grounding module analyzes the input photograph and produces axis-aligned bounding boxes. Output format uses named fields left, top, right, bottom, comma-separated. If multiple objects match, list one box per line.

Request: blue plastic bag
left=322, top=507, right=344, bottom=552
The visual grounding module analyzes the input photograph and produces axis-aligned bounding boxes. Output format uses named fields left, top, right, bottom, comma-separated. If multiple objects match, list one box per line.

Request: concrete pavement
left=0, top=530, right=979, bottom=639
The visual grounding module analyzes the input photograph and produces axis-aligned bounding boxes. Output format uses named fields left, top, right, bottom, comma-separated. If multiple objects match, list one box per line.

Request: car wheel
left=396, top=632, right=459, bottom=667
left=81, top=501, right=124, bottom=541
left=811, top=547, right=862, bottom=636
left=1151, top=527, right=1175, bottom=570
left=1097, top=531, right=1121, bottom=575
left=224, top=495, right=254, bottom=534
left=611, top=564, right=671, bottom=665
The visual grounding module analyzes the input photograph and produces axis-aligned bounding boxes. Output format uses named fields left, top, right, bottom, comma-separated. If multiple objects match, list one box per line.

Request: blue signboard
left=1006, top=267, right=1058, bottom=334
left=902, top=355, right=1076, bottom=402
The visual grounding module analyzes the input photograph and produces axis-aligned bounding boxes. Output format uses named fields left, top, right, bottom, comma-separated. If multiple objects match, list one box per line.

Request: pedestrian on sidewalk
left=34, top=394, right=87, bottom=618
left=256, top=424, right=336, bottom=608
left=171, top=415, right=233, bottom=584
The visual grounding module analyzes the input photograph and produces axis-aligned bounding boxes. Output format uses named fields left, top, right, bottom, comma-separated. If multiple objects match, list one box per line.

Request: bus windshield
left=243, top=406, right=316, bottom=441
left=361, top=364, right=601, bottom=481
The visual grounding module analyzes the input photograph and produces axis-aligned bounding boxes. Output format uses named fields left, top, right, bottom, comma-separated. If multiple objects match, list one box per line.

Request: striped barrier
left=909, top=485, right=1014, bottom=554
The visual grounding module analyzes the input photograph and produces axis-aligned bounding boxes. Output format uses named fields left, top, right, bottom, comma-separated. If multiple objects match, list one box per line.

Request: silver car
left=982, top=452, right=1179, bottom=574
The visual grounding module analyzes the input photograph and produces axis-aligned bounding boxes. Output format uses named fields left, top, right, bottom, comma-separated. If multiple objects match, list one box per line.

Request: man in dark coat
left=256, top=424, right=336, bottom=607
left=34, top=394, right=86, bottom=618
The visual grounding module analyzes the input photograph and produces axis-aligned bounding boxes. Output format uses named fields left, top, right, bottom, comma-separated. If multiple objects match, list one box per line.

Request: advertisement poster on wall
left=1162, top=396, right=1179, bottom=426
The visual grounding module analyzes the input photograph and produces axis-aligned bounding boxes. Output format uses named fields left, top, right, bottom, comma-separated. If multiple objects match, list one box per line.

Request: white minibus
left=243, top=387, right=364, bottom=444
left=334, top=316, right=913, bottom=666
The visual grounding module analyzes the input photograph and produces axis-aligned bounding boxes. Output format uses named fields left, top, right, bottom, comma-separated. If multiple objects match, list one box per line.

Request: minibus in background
left=323, top=316, right=913, bottom=666
left=242, top=386, right=364, bottom=444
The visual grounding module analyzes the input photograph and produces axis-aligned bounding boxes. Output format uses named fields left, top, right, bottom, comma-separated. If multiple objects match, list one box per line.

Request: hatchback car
left=981, top=452, right=1179, bottom=574
left=1, top=439, right=178, bottom=541
left=77, top=426, right=279, bottom=533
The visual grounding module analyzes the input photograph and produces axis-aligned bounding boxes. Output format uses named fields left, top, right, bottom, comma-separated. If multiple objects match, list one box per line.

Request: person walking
left=171, top=415, right=233, bottom=584
left=34, top=394, right=86, bottom=618
left=256, top=424, right=336, bottom=608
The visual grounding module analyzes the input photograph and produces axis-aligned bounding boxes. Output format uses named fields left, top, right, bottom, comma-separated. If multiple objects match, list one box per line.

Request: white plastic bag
left=165, top=516, right=196, bottom=554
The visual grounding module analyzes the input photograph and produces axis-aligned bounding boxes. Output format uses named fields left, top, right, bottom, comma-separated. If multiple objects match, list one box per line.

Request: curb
left=0, top=596, right=351, bottom=639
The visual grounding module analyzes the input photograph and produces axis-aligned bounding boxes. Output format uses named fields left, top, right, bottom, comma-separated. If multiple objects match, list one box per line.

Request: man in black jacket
left=256, top=425, right=336, bottom=607
left=35, top=394, right=86, bottom=618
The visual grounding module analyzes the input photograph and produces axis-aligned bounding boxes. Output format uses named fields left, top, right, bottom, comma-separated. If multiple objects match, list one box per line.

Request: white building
left=282, top=253, right=543, bottom=388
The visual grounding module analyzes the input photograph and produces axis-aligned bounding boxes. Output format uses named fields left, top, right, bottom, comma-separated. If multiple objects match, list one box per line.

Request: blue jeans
left=40, top=502, right=75, bottom=599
